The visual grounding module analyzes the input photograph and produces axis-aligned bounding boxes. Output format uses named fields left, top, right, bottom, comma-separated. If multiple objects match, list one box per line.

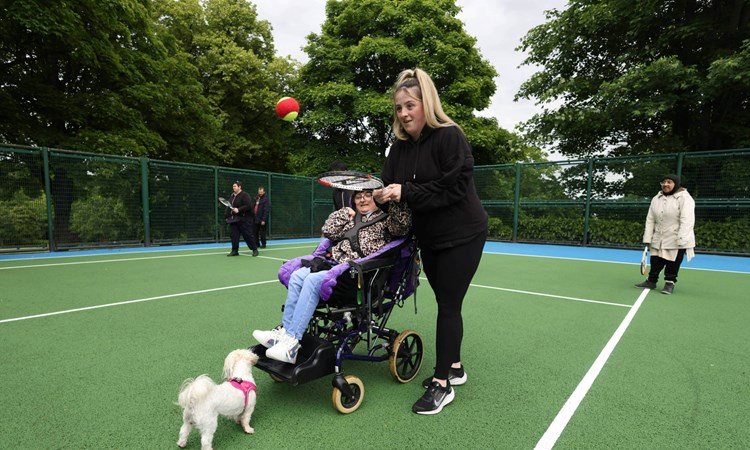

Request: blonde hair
left=391, top=68, right=459, bottom=141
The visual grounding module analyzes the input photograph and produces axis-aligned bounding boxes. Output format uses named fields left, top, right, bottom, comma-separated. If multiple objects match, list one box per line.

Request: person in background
left=328, top=160, right=354, bottom=211
left=225, top=181, right=259, bottom=257
left=634, top=174, right=695, bottom=294
left=253, top=186, right=270, bottom=248
left=374, top=68, right=487, bottom=415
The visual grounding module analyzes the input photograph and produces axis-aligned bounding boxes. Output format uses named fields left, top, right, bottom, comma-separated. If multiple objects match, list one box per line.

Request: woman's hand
left=345, top=207, right=355, bottom=219
left=374, top=184, right=401, bottom=203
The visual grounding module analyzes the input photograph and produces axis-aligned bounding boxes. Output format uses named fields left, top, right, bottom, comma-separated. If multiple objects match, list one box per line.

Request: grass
left=1, top=243, right=748, bottom=449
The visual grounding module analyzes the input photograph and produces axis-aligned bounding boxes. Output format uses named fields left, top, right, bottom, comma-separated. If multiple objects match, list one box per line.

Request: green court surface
left=1, top=243, right=748, bottom=449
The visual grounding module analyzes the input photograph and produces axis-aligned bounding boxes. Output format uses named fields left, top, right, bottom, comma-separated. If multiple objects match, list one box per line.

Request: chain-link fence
left=2, top=145, right=749, bottom=254
left=476, top=150, right=750, bottom=254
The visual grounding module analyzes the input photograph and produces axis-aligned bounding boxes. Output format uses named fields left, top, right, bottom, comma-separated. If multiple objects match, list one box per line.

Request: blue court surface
left=2, top=239, right=747, bottom=273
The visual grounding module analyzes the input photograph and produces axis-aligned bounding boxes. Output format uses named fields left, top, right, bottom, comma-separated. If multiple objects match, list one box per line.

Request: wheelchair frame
left=251, top=237, right=423, bottom=413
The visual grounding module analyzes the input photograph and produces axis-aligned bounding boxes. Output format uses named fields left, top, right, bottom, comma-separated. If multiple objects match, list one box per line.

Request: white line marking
left=470, top=283, right=631, bottom=308
left=534, top=288, right=650, bottom=450
left=0, top=246, right=312, bottom=270
left=0, top=280, right=278, bottom=324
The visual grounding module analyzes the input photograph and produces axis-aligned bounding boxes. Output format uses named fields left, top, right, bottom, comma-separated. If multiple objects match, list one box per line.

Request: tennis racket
left=317, top=170, right=384, bottom=191
left=218, top=197, right=232, bottom=208
left=640, top=245, right=649, bottom=275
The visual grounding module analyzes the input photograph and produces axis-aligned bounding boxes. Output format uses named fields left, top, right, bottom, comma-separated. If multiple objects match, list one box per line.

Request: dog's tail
left=177, top=374, right=215, bottom=409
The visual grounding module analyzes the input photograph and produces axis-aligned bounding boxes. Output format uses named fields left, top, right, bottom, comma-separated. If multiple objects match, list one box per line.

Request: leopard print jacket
left=321, top=201, right=411, bottom=263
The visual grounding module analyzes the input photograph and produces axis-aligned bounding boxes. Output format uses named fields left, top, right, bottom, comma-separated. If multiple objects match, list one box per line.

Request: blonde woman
left=375, top=68, right=487, bottom=415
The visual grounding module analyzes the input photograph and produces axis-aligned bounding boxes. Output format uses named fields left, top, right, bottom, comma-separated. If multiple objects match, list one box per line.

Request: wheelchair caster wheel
left=389, top=329, right=423, bottom=383
left=332, top=375, right=364, bottom=414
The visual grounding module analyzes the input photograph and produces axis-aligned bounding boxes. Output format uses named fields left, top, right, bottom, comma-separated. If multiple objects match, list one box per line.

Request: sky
left=253, top=0, right=568, bottom=132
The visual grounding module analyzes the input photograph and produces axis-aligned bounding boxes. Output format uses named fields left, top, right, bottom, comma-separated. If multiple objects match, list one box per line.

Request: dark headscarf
left=661, top=174, right=681, bottom=195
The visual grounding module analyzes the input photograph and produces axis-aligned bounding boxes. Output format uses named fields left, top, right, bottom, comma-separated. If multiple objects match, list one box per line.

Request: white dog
left=177, top=349, right=259, bottom=450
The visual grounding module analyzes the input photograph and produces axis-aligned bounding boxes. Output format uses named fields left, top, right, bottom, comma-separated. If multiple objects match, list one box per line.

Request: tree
left=517, top=0, right=750, bottom=159
left=0, top=0, right=218, bottom=159
left=291, top=0, right=514, bottom=176
left=154, top=0, right=300, bottom=172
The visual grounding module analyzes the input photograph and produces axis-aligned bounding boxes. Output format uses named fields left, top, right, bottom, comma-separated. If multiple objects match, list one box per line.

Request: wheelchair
left=250, top=235, right=423, bottom=413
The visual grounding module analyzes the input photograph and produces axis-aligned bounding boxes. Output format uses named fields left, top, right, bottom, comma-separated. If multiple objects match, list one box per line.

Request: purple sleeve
left=278, top=239, right=332, bottom=287
left=318, top=238, right=406, bottom=300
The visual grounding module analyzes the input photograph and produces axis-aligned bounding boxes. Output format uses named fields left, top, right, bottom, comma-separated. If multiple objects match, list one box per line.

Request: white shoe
left=265, top=333, right=301, bottom=364
left=253, top=325, right=284, bottom=348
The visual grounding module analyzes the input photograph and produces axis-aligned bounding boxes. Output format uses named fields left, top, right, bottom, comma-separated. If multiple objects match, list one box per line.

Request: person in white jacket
left=635, top=174, right=696, bottom=294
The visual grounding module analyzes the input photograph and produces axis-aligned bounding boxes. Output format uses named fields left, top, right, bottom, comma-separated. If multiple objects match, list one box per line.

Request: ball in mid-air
left=275, top=97, right=299, bottom=121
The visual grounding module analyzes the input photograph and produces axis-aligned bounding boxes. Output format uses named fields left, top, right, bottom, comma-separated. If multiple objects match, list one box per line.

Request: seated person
left=253, top=190, right=411, bottom=364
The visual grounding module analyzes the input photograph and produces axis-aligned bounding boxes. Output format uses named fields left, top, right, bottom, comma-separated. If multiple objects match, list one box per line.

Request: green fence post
left=214, top=168, right=219, bottom=242
left=42, top=147, right=55, bottom=251
left=512, top=162, right=521, bottom=242
left=677, top=152, right=684, bottom=177
left=140, top=158, right=151, bottom=246
left=267, top=172, right=272, bottom=239
left=583, top=158, right=594, bottom=246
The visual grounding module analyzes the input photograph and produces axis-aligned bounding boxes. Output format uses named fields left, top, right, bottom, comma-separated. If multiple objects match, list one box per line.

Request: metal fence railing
left=2, top=145, right=749, bottom=254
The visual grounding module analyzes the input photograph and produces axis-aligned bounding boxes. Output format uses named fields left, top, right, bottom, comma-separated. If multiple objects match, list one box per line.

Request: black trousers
left=648, top=249, right=686, bottom=283
left=230, top=220, right=257, bottom=252
left=420, top=229, right=486, bottom=381
left=254, top=221, right=267, bottom=247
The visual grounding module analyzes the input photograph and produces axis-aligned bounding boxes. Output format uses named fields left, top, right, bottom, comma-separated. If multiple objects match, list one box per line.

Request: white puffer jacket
left=643, top=188, right=696, bottom=249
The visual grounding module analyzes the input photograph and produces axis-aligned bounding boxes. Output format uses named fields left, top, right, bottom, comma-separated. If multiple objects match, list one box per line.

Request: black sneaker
left=634, top=280, right=657, bottom=289
left=412, top=381, right=454, bottom=415
left=227, top=251, right=239, bottom=257
left=252, top=250, right=259, bottom=257
left=661, top=281, right=675, bottom=295
left=421, top=366, right=467, bottom=389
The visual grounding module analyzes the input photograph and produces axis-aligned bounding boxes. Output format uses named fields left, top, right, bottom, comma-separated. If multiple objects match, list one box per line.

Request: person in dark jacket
left=225, top=181, right=259, bottom=257
left=253, top=186, right=270, bottom=248
left=374, top=68, right=488, bottom=415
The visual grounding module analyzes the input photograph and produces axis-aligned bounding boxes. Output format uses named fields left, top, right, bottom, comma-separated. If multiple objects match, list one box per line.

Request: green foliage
left=69, top=193, right=135, bottom=242
left=0, top=191, right=47, bottom=246
left=517, top=214, right=584, bottom=242
left=487, top=217, right=513, bottom=240
left=297, top=0, right=514, bottom=169
left=696, top=219, right=750, bottom=252
left=518, top=0, right=750, bottom=158
left=588, top=218, right=643, bottom=246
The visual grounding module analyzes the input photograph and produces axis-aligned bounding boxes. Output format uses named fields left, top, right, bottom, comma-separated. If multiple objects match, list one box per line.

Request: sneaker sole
left=265, top=350, right=297, bottom=364
left=451, top=372, right=467, bottom=386
left=414, top=389, right=455, bottom=415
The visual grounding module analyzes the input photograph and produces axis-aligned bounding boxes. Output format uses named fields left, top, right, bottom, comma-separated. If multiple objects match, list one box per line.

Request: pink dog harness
left=229, top=378, right=257, bottom=407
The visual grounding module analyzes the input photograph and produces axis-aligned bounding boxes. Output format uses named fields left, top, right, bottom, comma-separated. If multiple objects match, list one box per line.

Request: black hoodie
left=381, top=125, right=487, bottom=249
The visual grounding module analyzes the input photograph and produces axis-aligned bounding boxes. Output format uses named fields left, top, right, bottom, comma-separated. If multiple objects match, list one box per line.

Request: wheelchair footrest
left=251, top=333, right=336, bottom=386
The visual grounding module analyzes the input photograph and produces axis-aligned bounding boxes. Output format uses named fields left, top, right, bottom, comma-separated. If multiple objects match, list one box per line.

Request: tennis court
left=1, top=241, right=748, bottom=449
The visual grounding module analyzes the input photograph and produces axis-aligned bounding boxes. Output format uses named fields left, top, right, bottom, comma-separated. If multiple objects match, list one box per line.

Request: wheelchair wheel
left=332, top=375, right=364, bottom=414
left=389, top=330, right=423, bottom=383
left=268, top=373, right=284, bottom=383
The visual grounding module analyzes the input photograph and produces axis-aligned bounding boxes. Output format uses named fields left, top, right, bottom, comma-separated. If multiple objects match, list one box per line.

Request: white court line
left=470, top=283, right=631, bottom=308
left=0, top=280, right=278, bottom=324
left=534, top=288, right=650, bottom=450
left=0, top=246, right=313, bottom=270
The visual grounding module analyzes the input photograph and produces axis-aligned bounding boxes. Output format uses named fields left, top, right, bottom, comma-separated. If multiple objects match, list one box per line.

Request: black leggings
left=648, top=249, right=686, bottom=283
left=420, top=230, right=486, bottom=380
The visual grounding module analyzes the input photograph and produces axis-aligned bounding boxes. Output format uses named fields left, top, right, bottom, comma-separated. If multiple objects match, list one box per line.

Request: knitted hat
left=661, top=174, right=681, bottom=195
